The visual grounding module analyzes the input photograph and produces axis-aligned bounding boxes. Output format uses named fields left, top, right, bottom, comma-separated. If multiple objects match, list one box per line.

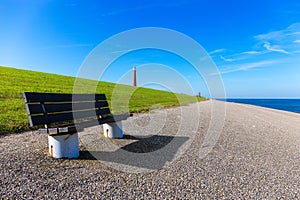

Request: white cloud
left=287, top=31, right=300, bottom=36
left=212, top=60, right=278, bottom=75
left=238, top=60, right=277, bottom=71
left=211, top=23, right=299, bottom=77
left=255, top=30, right=283, bottom=41
left=241, top=51, right=262, bottom=55
left=254, top=23, right=300, bottom=54
left=255, top=23, right=300, bottom=41
left=220, top=55, right=235, bottom=62
left=216, top=50, right=267, bottom=63
left=209, top=48, right=225, bottom=55
left=263, top=42, right=289, bottom=54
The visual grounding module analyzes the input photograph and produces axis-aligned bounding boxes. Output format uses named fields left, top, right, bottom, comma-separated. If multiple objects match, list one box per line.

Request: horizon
left=2, top=65, right=300, bottom=100
left=1, top=0, right=300, bottom=98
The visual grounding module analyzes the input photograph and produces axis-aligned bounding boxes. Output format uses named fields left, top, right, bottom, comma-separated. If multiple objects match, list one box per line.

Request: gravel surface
left=1, top=100, right=300, bottom=199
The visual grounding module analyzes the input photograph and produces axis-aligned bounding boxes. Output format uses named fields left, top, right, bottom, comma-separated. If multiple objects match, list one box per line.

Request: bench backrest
left=23, top=92, right=111, bottom=127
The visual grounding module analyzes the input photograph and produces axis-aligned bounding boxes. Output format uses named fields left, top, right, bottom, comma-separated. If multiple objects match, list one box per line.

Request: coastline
left=222, top=98, right=300, bottom=114
left=225, top=100, right=300, bottom=116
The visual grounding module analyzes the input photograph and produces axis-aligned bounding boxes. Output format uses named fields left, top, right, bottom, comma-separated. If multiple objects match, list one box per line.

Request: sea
left=223, top=99, right=300, bottom=114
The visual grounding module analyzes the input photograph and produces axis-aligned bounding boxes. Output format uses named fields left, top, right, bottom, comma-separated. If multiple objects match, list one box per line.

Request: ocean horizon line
left=216, top=98, right=300, bottom=114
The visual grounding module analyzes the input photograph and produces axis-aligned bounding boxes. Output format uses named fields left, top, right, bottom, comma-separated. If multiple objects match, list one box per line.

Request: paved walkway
left=1, top=100, right=299, bottom=199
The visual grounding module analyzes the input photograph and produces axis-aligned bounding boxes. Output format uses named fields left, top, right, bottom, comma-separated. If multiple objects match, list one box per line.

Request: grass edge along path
left=0, top=66, right=206, bottom=134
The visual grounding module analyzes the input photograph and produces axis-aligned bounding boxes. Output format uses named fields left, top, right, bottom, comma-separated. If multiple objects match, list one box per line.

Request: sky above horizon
left=1, top=0, right=300, bottom=98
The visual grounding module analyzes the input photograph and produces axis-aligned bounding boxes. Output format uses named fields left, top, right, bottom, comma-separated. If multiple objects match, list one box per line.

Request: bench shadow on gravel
left=78, top=135, right=189, bottom=170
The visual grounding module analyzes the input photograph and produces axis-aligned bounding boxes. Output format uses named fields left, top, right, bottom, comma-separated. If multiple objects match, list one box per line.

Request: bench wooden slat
left=23, top=92, right=107, bottom=103
left=76, top=113, right=131, bottom=128
left=25, top=101, right=109, bottom=115
left=38, top=113, right=130, bottom=134
left=28, top=108, right=111, bottom=126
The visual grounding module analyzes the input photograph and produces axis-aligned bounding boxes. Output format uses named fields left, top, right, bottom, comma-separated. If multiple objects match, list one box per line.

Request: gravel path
left=1, top=100, right=300, bottom=199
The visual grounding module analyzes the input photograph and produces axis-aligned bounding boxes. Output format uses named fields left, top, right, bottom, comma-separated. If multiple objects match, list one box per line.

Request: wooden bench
left=23, top=92, right=131, bottom=158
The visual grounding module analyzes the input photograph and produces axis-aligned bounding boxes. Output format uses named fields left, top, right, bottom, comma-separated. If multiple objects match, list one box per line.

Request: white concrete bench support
left=48, top=133, right=79, bottom=159
left=103, top=121, right=123, bottom=138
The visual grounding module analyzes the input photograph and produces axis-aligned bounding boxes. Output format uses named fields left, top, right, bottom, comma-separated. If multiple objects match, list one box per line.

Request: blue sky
left=1, top=0, right=300, bottom=98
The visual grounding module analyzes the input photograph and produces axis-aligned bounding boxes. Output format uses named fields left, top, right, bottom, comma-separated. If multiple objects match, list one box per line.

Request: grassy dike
left=0, top=66, right=206, bottom=134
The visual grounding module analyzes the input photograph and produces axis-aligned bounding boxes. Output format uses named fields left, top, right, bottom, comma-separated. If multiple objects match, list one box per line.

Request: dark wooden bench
left=23, top=92, right=131, bottom=158
left=23, top=92, right=131, bottom=135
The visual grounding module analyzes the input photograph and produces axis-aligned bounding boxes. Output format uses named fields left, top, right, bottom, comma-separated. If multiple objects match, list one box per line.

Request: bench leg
left=103, top=122, right=123, bottom=138
left=48, top=133, right=79, bottom=159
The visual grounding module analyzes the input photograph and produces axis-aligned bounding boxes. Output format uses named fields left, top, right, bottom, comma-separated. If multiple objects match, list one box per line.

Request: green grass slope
left=0, top=66, right=206, bottom=134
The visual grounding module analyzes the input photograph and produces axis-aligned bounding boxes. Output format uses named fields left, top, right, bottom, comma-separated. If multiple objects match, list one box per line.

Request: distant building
left=132, top=66, right=137, bottom=86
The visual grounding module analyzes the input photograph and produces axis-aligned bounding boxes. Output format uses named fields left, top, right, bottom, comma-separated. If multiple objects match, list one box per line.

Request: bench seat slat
left=23, top=92, right=106, bottom=103
left=26, top=101, right=109, bottom=115
left=28, top=108, right=111, bottom=126
left=75, top=113, right=131, bottom=129
left=38, top=113, right=131, bottom=134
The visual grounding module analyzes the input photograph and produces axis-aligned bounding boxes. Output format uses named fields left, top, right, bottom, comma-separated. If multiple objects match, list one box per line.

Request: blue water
left=224, top=99, right=300, bottom=114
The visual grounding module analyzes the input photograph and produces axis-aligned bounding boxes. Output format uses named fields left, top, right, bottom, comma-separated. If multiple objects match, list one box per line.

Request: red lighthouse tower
left=132, top=66, right=137, bottom=86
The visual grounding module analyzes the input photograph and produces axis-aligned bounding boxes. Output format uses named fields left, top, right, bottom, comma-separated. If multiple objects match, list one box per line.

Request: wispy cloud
left=214, top=50, right=267, bottom=64
left=220, top=55, right=235, bottom=62
left=211, top=23, right=299, bottom=77
left=263, top=42, right=289, bottom=54
left=255, top=23, right=300, bottom=41
left=255, top=30, right=284, bottom=41
left=209, top=48, right=225, bottom=55
left=255, top=23, right=300, bottom=54
left=237, top=60, right=277, bottom=71
left=241, top=51, right=262, bottom=55
left=212, top=60, right=278, bottom=75
left=287, top=31, right=300, bottom=36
